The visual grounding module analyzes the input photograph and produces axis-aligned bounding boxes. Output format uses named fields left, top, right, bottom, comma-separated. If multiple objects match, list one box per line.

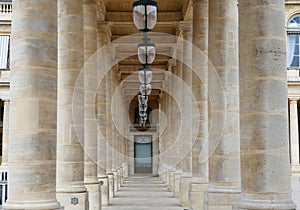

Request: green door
left=134, top=142, right=152, bottom=174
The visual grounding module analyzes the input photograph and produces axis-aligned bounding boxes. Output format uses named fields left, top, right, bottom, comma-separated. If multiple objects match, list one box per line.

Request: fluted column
left=289, top=98, right=300, bottom=174
left=97, top=25, right=110, bottom=206
left=179, top=21, right=193, bottom=208
left=238, top=0, right=296, bottom=209
left=56, top=0, right=88, bottom=209
left=83, top=1, right=101, bottom=209
left=189, top=0, right=209, bottom=209
left=1, top=100, right=9, bottom=171
left=3, top=0, right=61, bottom=209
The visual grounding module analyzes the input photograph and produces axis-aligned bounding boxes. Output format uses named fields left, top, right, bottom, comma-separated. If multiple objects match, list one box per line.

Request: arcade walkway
left=103, top=175, right=183, bottom=210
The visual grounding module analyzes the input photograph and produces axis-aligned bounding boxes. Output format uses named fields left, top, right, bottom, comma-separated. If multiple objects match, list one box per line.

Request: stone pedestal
left=204, top=186, right=240, bottom=210
left=57, top=191, right=88, bottom=210
left=99, top=176, right=109, bottom=206
left=169, top=170, right=175, bottom=192
left=113, top=171, right=118, bottom=193
left=188, top=178, right=208, bottom=210
left=85, top=182, right=101, bottom=210
left=179, top=174, right=192, bottom=207
left=107, top=173, right=115, bottom=198
left=173, top=171, right=182, bottom=198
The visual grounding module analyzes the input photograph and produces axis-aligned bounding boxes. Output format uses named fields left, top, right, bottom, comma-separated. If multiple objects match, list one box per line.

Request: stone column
left=3, top=0, right=61, bottom=209
left=83, top=1, right=101, bottom=209
left=0, top=100, right=9, bottom=171
left=173, top=47, right=183, bottom=198
left=205, top=0, right=241, bottom=209
left=178, top=21, right=193, bottom=208
left=111, top=67, right=119, bottom=193
left=97, top=25, right=110, bottom=206
left=56, top=0, right=88, bottom=209
left=238, top=0, right=296, bottom=209
left=289, top=98, right=300, bottom=174
left=167, top=59, right=177, bottom=192
left=105, top=56, right=115, bottom=198
left=189, top=0, right=209, bottom=209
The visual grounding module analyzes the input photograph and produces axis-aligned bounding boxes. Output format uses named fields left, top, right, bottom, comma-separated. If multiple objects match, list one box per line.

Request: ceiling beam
left=105, top=11, right=183, bottom=22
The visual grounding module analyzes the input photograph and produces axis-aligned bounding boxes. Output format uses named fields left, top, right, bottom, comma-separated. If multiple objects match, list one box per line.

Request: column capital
left=178, top=21, right=192, bottom=33
left=289, top=98, right=299, bottom=103
left=97, top=21, right=112, bottom=44
left=168, top=58, right=176, bottom=70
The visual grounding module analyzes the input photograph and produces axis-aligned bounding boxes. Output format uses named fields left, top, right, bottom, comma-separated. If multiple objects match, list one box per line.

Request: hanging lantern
left=139, top=104, right=147, bottom=112
left=140, top=84, right=152, bottom=96
left=133, top=0, right=157, bottom=32
left=139, top=110, right=147, bottom=117
left=138, top=43, right=155, bottom=64
left=138, top=68, right=153, bottom=84
left=138, top=92, right=148, bottom=104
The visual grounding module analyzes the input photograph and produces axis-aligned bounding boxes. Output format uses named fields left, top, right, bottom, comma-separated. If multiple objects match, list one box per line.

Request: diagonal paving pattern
left=103, top=175, right=184, bottom=210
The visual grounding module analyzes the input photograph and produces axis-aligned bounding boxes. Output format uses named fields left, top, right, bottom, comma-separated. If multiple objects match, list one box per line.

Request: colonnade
left=159, top=0, right=296, bottom=209
left=0, top=0, right=297, bottom=210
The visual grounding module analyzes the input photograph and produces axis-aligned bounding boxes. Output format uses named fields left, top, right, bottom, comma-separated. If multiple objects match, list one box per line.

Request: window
left=0, top=35, right=9, bottom=69
left=287, top=14, right=300, bottom=68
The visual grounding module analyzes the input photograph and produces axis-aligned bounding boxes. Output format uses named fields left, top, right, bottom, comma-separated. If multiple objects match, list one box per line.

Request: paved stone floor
left=103, top=175, right=184, bottom=210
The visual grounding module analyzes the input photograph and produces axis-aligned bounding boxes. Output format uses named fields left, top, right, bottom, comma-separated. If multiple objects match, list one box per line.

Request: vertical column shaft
left=289, top=99, right=299, bottom=167
left=56, top=0, right=88, bottom=209
left=83, top=1, right=100, bottom=209
left=4, top=0, right=61, bottom=209
left=238, top=0, right=296, bottom=209
left=206, top=0, right=241, bottom=208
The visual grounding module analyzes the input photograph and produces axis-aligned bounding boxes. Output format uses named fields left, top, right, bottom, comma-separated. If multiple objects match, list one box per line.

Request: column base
left=237, top=196, right=296, bottom=210
left=98, top=176, right=109, bottom=206
left=3, top=200, right=62, bottom=210
left=112, top=171, right=118, bottom=193
left=56, top=191, right=88, bottom=210
left=169, top=170, right=175, bottom=192
left=204, top=184, right=241, bottom=210
left=188, top=177, right=208, bottom=210
left=107, top=173, right=115, bottom=198
left=117, top=168, right=122, bottom=190
left=179, top=173, right=192, bottom=207
left=173, top=170, right=182, bottom=198
left=85, top=181, right=101, bottom=210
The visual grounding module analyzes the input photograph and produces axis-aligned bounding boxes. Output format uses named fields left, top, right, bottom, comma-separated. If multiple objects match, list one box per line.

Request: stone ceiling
left=98, top=0, right=193, bottom=104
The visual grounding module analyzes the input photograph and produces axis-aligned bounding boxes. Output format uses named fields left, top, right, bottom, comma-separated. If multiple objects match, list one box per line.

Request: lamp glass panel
left=138, top=45, right=155, bottom=64
left=133, top=5, right=157, bottom=30
left=138, top=69, right=152, bottom=84
left=133, top=5, right=144, bottom=30
left=138, top=94, right=148, bottom=104
left=146, top=5, right=157, bottom=30
left=139, top=104, right=147, bottom=111
left=139, top=84, right=152, bottom=96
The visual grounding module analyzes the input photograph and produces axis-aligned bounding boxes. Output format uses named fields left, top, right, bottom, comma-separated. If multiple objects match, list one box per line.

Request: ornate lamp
left=133, top=0, right=157, bottom=32
left=138, top=68, right=153, bottom=84
left=138, top=92, right=148, bottom=104
left=138, top=42, right=155, bottom=64
left=139, top=104, right=147, bottom=112
left=140, top=84, right=152, bottom=96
